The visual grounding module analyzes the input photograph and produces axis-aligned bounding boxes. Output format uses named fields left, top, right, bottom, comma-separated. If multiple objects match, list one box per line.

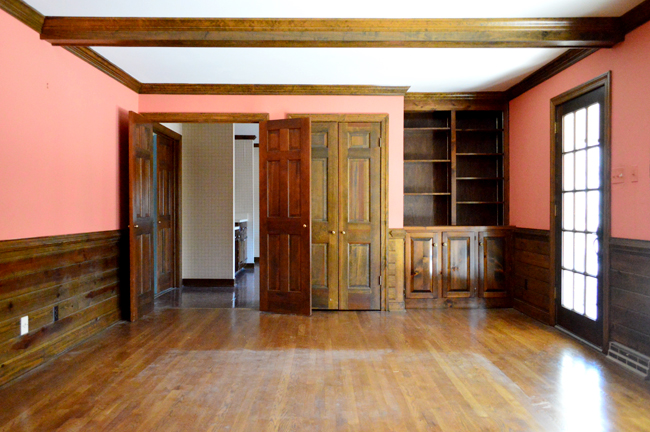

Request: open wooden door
left=259, top=118, right=312, bottom=316
left=128, top=112, right=156, bottom=321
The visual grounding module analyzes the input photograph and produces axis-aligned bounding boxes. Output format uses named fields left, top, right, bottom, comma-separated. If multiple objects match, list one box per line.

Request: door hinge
left=379, top=275, right=382, bottom=286
left=554, top=204, right=557, bottom=217
left=554, top=122, right=558, bottom=134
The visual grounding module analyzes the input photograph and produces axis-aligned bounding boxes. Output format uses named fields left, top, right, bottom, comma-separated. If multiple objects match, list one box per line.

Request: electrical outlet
left=20, top=316, right=29, bottom=336
left=53, top=305, right=59, bottom=322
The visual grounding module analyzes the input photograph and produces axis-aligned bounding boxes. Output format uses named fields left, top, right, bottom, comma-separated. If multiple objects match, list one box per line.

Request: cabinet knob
left=134, top=225, right=139, bottom=228
left=303, top=224, right=307, bottom=228
left=478, top=241, right=482, bottom=246
left=330, top=231, right=336, bottom=234
left=442, top=242, right=447, bottom=247
left=341, top=231, right=346, bottom=235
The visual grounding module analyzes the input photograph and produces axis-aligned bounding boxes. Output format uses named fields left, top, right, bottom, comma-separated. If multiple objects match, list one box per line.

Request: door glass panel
left=575, top=108, right=587, bottom=150
left=574, top=191, right=586, bottom=232
left=587, top=147, right=601, bottom=189
left=586, top=276, right=598, bottom=320
left=587, top=191, right=600, bottom=232
left=574, top=232, right=586, bottom=273
left=587, top=104, right=600, bottom=147
left=586, top=234, right=599, bottom=276
left=563, top=153, right=574, bottom=191
left=562, top=270, right=574, bottom=310
left=563, top=232, right=574, bottom=270
left=563, top=192, right=574, bottom=230
left=573, top=273, right=586, bottom=315
left=563, top=112, right=575, bottom=152
left=575, top=150, right=587, bottom=191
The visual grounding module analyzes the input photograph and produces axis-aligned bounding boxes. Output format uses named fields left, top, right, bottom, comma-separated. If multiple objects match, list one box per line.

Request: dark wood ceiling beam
left=40, top=17, right=623, bottom=48
left=621, top=0, right=650, bottom=34
left=139, top=84, right=409, bottom=96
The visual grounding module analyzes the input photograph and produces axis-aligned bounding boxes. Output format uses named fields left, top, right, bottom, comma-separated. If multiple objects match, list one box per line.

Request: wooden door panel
left=310, top=122, right=339, bottom=310
left=405, top=232, right=442, bottom=299
left=479, top=231, right=509, bottom=298
left=339, top=123, right=381, bottom=310
left=443, top=231, right=477, bottom=298
left=260, top=118, right=312, bottom=316
left=156, top=132, right=176, bottom=292
left=129, top=112, right=155, bottom=321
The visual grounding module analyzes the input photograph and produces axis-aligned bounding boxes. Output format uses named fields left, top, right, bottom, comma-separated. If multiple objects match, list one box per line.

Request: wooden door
left=478, top=230, right=509, bottom=298
left=339, top=123, right=382, bottom=310
left=405, top=231, right=443, bottom=299
left=310, top=122, right=339, bottom=310
left=155, top=128, right=180, bottom=294
left=442, top=230, right=477, bottom=298
left=128, top=112, right=155, bottom=321
left=259, top=118, right=312, bottom=316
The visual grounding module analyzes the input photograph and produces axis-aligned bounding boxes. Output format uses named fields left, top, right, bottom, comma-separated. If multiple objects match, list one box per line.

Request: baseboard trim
left=182, top=278, right=235, bottom=287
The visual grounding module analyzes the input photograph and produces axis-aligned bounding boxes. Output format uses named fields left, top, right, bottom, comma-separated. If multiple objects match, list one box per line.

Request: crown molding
left=404, top=92, right=507, bottom=111
left=0, top=0, right=44, bottom=32
left=139, top=84, right=409, bottom=96
left=506, top=48, right=599, bottom=101
left=41, top=17, right=623, bottom=48
left=63, top=47, right=142, bottom=93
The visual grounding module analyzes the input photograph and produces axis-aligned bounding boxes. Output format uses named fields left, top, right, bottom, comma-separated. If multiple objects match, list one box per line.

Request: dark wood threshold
left=182, top=278, right=235, bottom=287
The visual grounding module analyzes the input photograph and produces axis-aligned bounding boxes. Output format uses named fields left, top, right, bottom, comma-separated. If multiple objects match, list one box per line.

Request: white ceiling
left=23, top=0, right=645, bottom=92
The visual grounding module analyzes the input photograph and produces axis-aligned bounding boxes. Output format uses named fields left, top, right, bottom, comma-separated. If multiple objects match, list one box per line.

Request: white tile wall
left=235, top=139, right=256, bottom=263
left=182, top=124, right=234, bottom=279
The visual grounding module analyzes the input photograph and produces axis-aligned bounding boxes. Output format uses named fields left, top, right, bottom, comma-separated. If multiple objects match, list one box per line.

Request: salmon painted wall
left=510, top=21, right=650, bottom=240
left=0, top=10, right=139, bottom=241
left=139, top=95, right=405, bottom=228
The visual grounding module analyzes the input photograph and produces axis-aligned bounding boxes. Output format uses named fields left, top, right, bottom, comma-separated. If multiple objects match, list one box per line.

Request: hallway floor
left=0, top=308, right=648, bottom=431
left=155, top=265, right=259, bottom=310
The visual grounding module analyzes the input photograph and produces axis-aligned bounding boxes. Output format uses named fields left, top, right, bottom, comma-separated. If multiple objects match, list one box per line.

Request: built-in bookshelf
left=404, top=109, right=507, bottom=226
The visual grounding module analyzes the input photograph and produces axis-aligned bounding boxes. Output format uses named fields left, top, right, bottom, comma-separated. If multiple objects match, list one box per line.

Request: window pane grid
left=560, top=102, right=602, bottom=322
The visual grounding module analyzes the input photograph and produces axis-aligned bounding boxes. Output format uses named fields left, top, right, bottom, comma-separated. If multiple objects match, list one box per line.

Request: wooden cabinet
left=404, top=109, right=507, bottom=227
left=405, top=227, right=512, bottom=308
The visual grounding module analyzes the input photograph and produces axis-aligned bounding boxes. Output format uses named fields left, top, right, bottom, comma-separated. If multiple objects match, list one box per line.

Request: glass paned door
left=556, top=85, right=606, bottom=347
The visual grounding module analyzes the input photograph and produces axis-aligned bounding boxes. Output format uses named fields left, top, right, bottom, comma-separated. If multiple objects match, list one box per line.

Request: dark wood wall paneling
left=609, top=238, right=650, bottom=357
left=0, top=230, right=125, bottom=386
left=512, top=228, right=553, bottom=325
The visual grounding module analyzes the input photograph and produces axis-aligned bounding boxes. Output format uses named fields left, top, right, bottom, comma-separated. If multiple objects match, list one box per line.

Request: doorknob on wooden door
left=341, top=231, right=346, bottom=235
left=330, top=231, right=336, bottom=234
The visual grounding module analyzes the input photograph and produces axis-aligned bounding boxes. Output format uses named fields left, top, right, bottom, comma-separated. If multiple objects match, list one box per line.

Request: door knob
left=330, top=231, right=336, bottom=234
left=158, top=221, right=161, bottom=224
left=341, top=231, right=346, bottom=235
left=303, top=224, right=307, bottom=228
left=134, top=225, right=139, bottom=228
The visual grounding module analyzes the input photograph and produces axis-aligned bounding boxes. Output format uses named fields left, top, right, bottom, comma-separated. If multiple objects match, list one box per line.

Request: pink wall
left=510, top=22, right=650, bottom=240
left=140, top=95, right=405, bottom=228
left=0, top=10, right=139, bottom=241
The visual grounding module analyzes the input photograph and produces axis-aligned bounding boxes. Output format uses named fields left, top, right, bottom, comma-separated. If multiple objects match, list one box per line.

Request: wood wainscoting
left=0, top=230, right=124, bottom=386
left=512, top=228, right=553, bottom=325
left=609, top=237, right=650, bottom=357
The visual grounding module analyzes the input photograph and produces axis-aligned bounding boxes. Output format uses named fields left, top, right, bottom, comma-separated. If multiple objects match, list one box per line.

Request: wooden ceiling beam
left=40, top=17, right=623, bottom=48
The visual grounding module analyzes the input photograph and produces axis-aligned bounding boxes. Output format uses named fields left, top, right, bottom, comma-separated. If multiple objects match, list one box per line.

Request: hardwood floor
left=0, top=308, right=648, bottom=431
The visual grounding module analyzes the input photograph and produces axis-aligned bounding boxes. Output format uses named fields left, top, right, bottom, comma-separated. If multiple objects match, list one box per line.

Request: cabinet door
left=442, top=231, right=477, bottom=298
left=405, top=232, right=442, bottom=299
left=478, top=230, right=509, bottom=298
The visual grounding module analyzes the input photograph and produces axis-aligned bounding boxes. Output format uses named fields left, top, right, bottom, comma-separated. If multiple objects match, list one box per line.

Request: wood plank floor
left=0, top=308, right=648, bottom=431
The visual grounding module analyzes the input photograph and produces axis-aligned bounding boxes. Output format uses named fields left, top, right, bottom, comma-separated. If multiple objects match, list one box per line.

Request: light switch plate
left=612, top=167, right=624, bottom=184
left=631, top=166, right=639, bottom=182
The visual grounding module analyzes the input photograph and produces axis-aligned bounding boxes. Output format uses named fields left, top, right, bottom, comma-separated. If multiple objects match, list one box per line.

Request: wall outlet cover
left=20, top=316, right=29, bottom=335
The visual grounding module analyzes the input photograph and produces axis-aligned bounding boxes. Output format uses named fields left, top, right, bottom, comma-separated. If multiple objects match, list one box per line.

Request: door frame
left=288, top=113, right=389, bottom=310
left=139, top=112, right=270, bottom=291
left=549, top=72, right=612, bottom=352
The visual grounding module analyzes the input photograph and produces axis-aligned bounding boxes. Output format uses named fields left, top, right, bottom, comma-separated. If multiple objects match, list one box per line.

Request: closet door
left=339, top=122, right=382, bottom=310
left=311, top=122, right=339, bottom=310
